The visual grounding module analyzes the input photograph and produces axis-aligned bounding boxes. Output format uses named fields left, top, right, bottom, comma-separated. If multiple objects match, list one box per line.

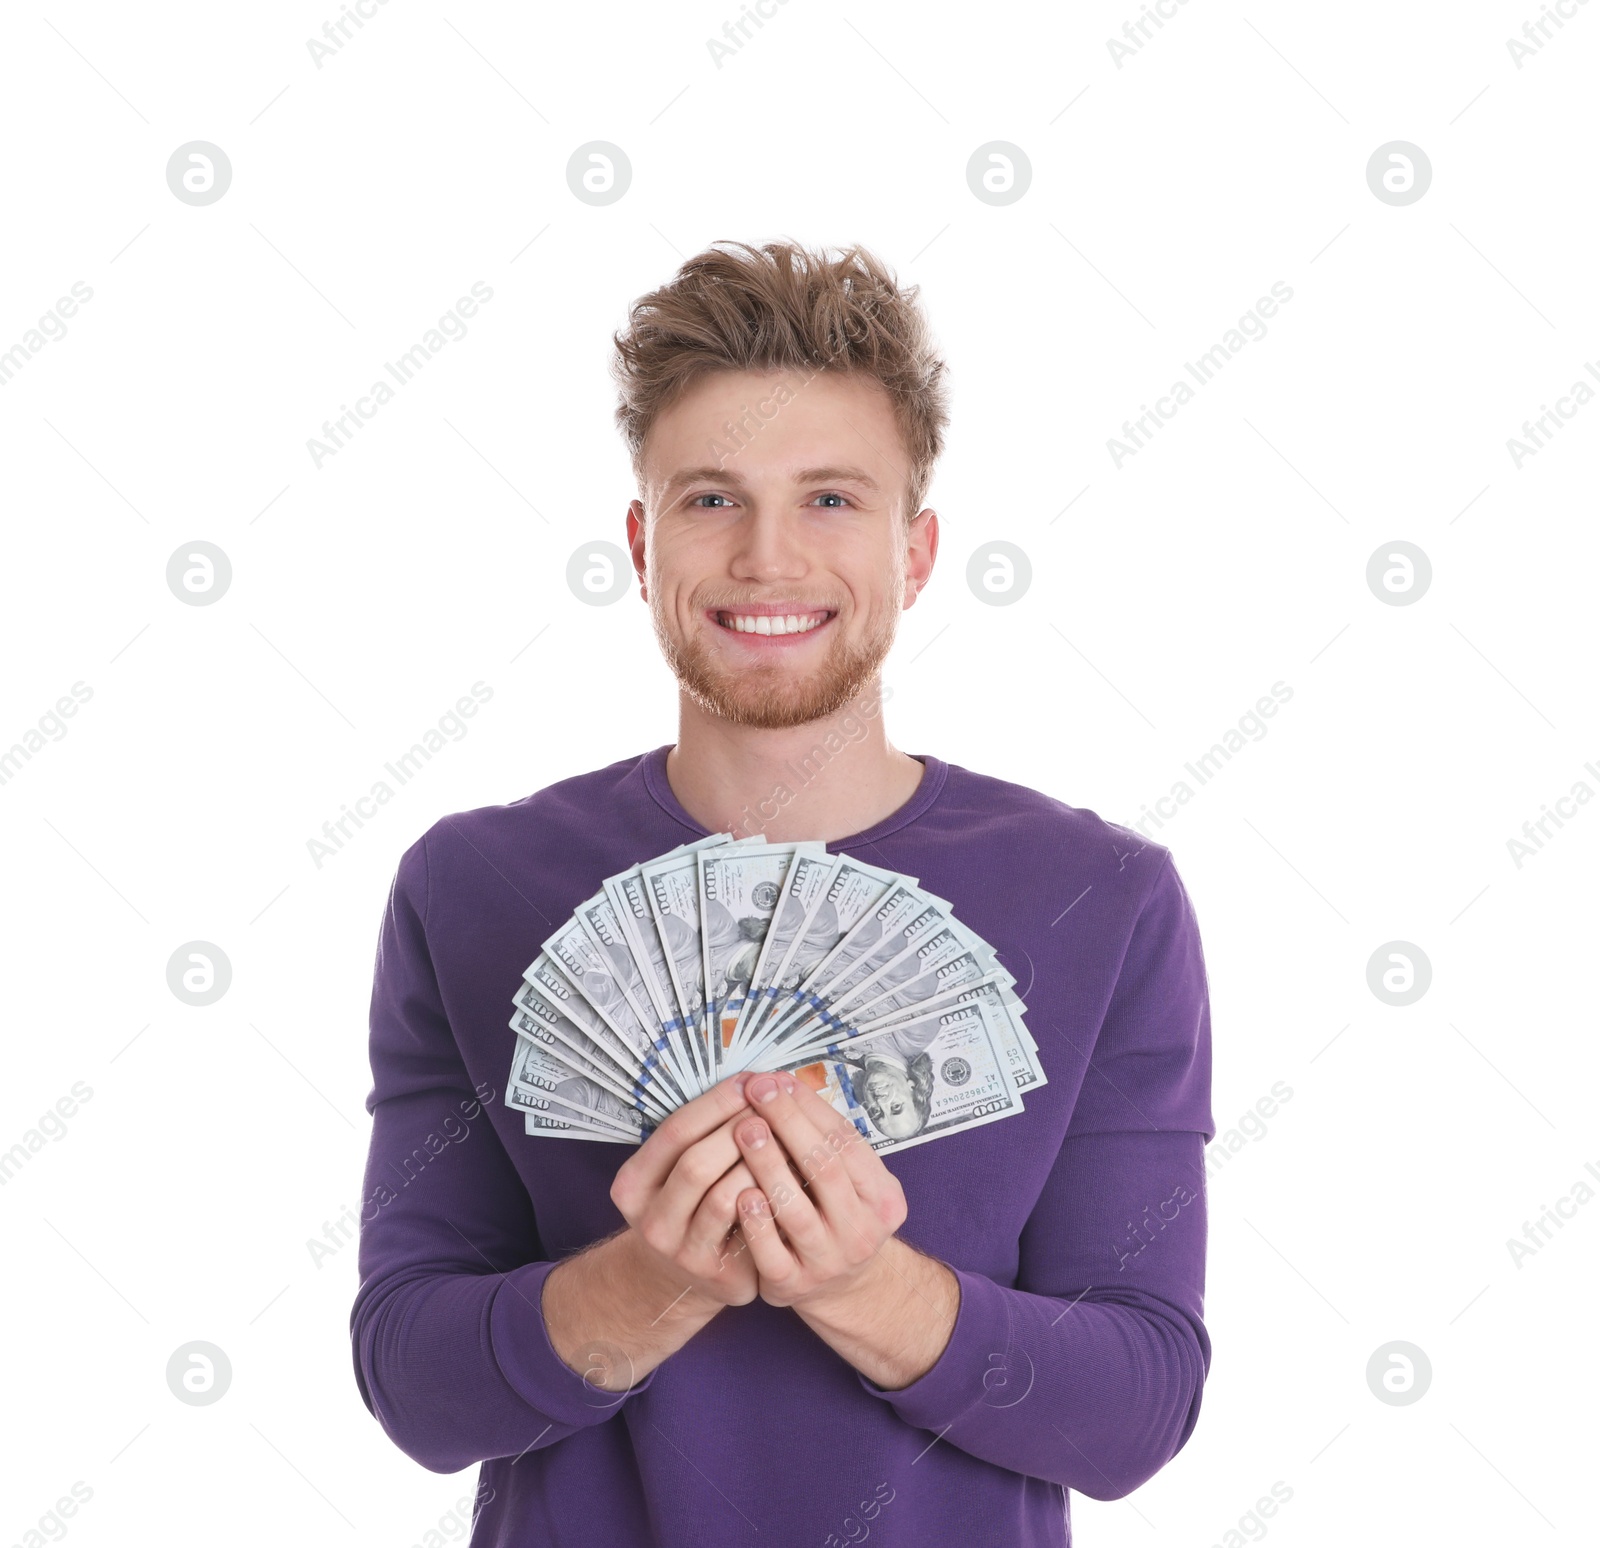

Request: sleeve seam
left=419, top=829, right=433, bottom=929
left=1110, top=848, right=1176, bottom=993
left=1142, top=847, right=1175, bottom=918
left=1088, top=847, right=1176, bottom=1048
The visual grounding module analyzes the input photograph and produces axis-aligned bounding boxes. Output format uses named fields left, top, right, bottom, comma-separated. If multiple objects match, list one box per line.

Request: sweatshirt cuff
left=490, top=1259, right=660, bottom=1431
left=855, top=1265, right=1013, bottom=1432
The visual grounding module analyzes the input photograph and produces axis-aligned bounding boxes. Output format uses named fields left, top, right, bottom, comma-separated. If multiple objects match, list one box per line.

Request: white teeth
left=720, top=612, right=827, bottom=636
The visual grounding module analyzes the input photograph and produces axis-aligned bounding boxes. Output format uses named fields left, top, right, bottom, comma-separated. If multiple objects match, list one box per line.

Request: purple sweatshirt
left=351, top=746, right=1215, bottom=1547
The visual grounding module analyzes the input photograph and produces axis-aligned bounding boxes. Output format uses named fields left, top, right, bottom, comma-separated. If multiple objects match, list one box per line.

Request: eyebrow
left=659, top=464, right=881, bottom=500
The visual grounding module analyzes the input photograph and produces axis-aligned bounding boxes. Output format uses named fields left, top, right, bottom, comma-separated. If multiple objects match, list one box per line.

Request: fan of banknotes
left=503, top=834, right=1047, bottom=1156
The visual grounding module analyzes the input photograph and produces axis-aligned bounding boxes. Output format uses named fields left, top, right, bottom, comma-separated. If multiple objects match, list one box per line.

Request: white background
left=2, top=1, right=1596, bottom=1544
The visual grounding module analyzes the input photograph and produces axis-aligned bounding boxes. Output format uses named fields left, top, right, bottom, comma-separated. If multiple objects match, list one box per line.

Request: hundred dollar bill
left=574, top=887, right=700, bottom=1102
left=642, top=842, right=761, bottom=1091
left=507, top=1036, right=647, bottom=1139
left=738, top=867, right=921, bottom=1059
left=699, top=840, right=823, bottom=1079
left=729, top=853, right=905, bottom=1059
left=602, top=867, right=695, bottom=1094
left=517, top=956, right=681, bottom=1112
left=833, top=976, right=1047, bottom=1096
left=602, top=834, right=734, bottom=1094
left=751, top=881, right=943, bottom=1055
left=522, top=1108, right=636, bottom=1142
left=771, top=994, right=1025, bottom=1156
left=540, top=910, right=693, bottom=1105
left=772, top=916, right=967, bottom=1051
left=509, top=1004, right=675, bottom=1125
left=779, top=966, right=1007, bottom=1060
left=772, top=920, right=1014, bottom=1059
left=724, top=851, right=841, bottom=1055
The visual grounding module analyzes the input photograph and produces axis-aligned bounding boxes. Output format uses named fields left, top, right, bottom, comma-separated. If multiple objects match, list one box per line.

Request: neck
left=665, top=677, right=923, bottom=844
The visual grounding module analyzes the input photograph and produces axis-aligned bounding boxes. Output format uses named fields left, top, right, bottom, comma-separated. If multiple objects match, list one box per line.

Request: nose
left=728, top=497, right=808, bottom=584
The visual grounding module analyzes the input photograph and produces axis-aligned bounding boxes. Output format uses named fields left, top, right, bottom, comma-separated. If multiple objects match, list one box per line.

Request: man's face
left=627, top=368, right=937, bottom=730
left=861, top=1058, right=924, bottom=1141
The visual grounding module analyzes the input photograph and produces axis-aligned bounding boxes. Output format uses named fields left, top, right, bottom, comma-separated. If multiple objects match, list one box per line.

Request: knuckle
left=708, top=1166, right=754, bottom=1216
left=638, top=1217, right=674, bottom=1258
left=679, top=1148, right=721, bottom=1192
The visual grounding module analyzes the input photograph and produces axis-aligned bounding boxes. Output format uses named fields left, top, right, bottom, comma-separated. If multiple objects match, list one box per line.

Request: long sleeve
left=348, top=832, right=659, bottom=1474
left=855, top=850, right=1215, bottom=1496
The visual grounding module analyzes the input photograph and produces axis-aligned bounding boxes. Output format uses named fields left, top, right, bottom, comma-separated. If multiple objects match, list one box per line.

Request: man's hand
left=729, top=1070, right=909, bottom=1311
left=543, top=1071, right=772, bottom=1393
left=608, top=1070, right=767, bottom=1309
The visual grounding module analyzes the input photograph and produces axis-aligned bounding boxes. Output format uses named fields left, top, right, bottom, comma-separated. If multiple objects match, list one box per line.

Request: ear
left=626, top=499, right=648, bottom=597
left=903, top=508, right=938, bottom=606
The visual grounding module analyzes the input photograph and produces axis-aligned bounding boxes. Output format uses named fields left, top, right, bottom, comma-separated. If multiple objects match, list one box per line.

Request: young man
left=351, top=240, right=1215, bottom=1546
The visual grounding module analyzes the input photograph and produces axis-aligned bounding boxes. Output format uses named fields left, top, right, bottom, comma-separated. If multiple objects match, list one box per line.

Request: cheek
left=668, top=533, right=737, bottom=591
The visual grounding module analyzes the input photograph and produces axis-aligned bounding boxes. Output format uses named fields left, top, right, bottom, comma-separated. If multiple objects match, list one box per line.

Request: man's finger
left=736, top=1187, right=798, bottom=1284
left=734, top=1105, right=828, bottom=1256
left=739, top=1072, right=856, bottom=1227
left=786, top=1069, right=885, bottom=1196
left=622, top=1072, right=752, bottom=1193
left=651, top=1108, right=760, bottom=1246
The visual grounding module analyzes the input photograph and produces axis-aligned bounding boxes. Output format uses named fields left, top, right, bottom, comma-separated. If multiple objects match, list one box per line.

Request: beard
left=651, top=585, right=900, bottom=731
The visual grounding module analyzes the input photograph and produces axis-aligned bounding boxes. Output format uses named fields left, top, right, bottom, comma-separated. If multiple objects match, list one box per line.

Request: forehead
left=643, top=367, right=903, bottom=483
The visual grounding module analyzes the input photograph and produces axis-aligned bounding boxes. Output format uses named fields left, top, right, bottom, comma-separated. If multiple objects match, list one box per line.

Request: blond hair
left=611, top=238, right=949, bottom=517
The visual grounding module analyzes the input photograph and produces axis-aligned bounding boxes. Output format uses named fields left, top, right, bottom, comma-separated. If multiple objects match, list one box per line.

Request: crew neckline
left=641, top=743, right=948, bottom=849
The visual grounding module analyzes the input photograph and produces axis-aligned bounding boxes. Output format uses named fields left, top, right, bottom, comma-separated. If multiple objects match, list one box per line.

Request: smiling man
left=351, top=239, right=1215, bottom=1547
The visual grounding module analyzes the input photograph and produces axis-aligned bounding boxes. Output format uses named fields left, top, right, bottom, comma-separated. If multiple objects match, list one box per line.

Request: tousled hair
left=611, top=238, right=949, bottom=517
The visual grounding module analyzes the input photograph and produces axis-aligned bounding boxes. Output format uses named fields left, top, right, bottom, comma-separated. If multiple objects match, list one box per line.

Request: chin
left=687, top=679, right=849, bottom=731
left=669, top=642, right=892, bottom=731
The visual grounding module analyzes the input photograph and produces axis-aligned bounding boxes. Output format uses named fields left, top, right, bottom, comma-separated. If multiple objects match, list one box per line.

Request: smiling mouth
left=713, top=609, right=835, bottom=638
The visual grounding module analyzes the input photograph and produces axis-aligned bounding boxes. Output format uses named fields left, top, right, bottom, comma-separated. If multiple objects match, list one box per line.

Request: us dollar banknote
left=503, top=833, right=1042, bottom=1155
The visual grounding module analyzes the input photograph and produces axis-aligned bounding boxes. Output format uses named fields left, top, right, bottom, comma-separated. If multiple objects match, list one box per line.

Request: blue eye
left=687, top=491, right=853, bottom=509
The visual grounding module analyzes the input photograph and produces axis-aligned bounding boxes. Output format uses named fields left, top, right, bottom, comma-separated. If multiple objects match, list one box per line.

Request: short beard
left=652, top=589, right=899, bottom=731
